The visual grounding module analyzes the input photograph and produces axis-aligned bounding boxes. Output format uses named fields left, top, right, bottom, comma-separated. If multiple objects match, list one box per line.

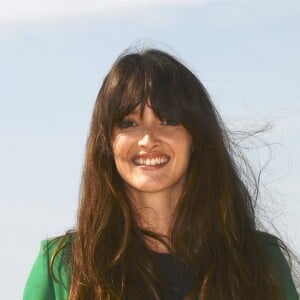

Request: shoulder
left=256, top=231, right=299, bottom=299
left=257, top=230, right=280, bottom=245
left=46, top=234, right=73, bottom=283
left=256, top=231, right=291, bottom=267
left=46, top=234, right=73, bottom=265
left=256, top=231, right=290, bottom=272
left=256, top=230, right=281, bottom=250
left=23, top=234, right=73, bottom=300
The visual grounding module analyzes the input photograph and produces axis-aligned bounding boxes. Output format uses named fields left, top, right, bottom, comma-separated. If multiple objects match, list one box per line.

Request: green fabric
left=259, top=233, right=299, bottom=300
left=23, top=239, right=70, bottom=300
left=23, top=233, right=299, bottom=300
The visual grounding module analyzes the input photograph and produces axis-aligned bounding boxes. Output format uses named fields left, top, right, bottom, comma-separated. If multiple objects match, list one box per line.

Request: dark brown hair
left=57, top=49, right=295, bottom=299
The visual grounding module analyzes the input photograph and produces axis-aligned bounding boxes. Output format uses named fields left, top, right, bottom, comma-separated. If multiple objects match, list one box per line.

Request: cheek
left=112, top=135, right=135, bottom=169
left=112, top=136, right=128, bottom=157
left=170, top=133, right=193, bottom=155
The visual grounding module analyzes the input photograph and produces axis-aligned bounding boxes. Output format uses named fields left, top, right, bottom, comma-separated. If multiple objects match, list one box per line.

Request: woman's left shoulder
left=256, top=230, right=280, bottom=246
left=256, top=230, right=291, bottom=270
left=256, top=231, right=299, bottom=299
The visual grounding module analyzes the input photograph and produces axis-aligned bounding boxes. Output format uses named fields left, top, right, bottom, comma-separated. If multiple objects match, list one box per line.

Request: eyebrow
left=129, top=110, right=140, bottom=116
left=126, top=107, right=142, bottom=118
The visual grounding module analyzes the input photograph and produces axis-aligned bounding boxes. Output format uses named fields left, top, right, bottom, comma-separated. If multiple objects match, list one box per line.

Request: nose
left=138, top=128, right=161, bottom=150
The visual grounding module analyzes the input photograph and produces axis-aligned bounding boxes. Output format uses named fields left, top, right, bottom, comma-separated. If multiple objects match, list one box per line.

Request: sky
left=0, top=0, right=300, bottom=298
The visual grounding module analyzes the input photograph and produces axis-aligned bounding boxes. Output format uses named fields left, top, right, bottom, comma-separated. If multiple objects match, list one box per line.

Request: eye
left=117, top=119, right=137, bottom=129
left=161, top=119, right=180, bottom=126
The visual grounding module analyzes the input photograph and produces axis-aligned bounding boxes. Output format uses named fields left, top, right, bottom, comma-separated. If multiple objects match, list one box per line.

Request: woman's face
left=111, top=104, right=192, bottom=201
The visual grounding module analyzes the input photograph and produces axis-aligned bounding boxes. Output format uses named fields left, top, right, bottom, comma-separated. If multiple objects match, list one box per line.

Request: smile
left=133, top=156, right=170, bottom=166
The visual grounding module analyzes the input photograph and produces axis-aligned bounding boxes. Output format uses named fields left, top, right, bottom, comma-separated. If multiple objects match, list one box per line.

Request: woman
left=23, top=48, right=299, bottom=299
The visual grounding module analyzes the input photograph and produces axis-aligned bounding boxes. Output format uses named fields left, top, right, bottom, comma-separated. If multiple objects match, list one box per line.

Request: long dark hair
left=57, top=49, right=294, bottom=299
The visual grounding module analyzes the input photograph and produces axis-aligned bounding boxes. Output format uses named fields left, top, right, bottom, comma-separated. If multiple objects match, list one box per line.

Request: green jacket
left=23, top=233, right=299, bottom=300
left=23, top=239, right=70, bottom=300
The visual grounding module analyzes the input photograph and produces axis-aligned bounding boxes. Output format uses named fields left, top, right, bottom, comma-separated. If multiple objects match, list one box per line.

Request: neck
left=126, top=188, right=183, bottom=253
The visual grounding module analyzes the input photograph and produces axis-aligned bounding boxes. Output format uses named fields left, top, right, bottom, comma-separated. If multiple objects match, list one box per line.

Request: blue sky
left=1, top=1, right=300, bottom=298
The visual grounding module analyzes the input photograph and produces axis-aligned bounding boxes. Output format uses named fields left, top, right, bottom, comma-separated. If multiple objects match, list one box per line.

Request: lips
left=132, top=154, right=170, bottom=166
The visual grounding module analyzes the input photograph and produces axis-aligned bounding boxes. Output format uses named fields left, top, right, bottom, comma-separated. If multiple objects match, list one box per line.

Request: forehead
left=125, top=103, right=158, bottom=119
left=111, top=90, right=183, bottom=126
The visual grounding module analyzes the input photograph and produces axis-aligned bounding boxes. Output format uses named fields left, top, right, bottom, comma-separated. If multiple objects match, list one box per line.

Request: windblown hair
left=61, top=49, right=292, bottom=299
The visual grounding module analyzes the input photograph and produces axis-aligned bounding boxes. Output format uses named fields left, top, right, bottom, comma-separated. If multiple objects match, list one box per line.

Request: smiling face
left=111, top=104, right=193, bottom=202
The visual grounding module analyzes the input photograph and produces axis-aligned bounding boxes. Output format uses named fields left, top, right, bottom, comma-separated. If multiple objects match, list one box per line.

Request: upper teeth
left=134, top=157, right=168, bottom=166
